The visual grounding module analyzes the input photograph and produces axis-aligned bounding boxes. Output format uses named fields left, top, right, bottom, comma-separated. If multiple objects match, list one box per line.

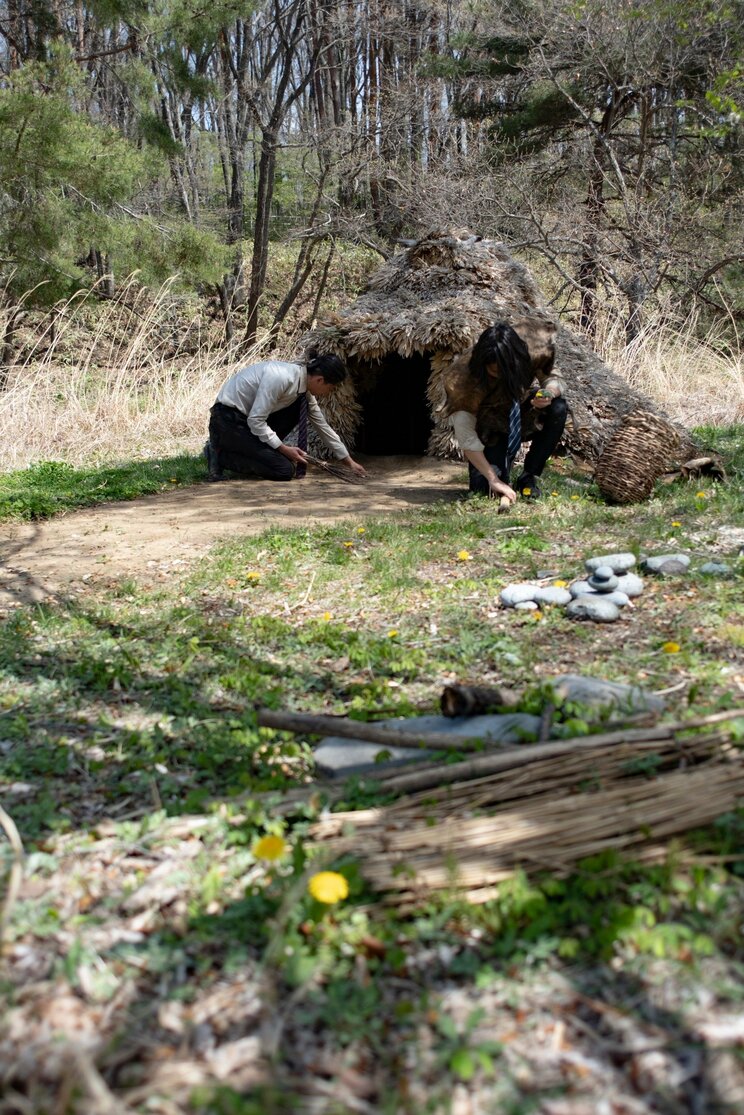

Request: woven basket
left=595, top=410, right=680, bottom=504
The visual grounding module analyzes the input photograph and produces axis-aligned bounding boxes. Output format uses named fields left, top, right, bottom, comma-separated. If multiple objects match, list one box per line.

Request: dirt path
left=0, top=457, right=464, bottom=607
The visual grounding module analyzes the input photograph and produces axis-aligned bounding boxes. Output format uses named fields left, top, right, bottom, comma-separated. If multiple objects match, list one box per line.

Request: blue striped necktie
left=295, top=392, right=308, bottom=479
left=506, top=399, right=521, bottom=470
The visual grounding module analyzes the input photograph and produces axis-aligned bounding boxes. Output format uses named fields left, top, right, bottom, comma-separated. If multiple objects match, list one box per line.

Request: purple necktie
left=295, top=392, right=308, bottom=478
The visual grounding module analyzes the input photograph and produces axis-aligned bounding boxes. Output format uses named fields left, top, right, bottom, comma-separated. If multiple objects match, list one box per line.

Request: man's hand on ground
left=279, top=444, right=308, bottom=465
left=489, top=479, right=516, bottom=503
left=341, top=457, right=367, bottom=477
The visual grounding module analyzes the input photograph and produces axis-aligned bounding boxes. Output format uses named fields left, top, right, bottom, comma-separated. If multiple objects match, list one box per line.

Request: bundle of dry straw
left=308, top=711, right=744, bottom=906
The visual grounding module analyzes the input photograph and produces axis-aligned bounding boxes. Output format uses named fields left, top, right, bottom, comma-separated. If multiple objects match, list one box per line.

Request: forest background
left=0, top=0, right=742, bottom=471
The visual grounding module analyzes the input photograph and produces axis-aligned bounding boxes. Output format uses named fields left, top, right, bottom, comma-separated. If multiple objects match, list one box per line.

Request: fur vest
left=441, top=319, right=564, bottom=442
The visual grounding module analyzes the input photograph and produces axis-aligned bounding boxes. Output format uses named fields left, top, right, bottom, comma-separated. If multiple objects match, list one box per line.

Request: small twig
left=299, top=569, right=317, bottom=608
left=68, top=1046, right=131, bottom=1114
left=0, top=803, right=24, bottom=950
left=653, top=679, right=688, bottom=697
left=304, top=454, right=366, bottom=485
left=539, top=702, right=555, bottom=743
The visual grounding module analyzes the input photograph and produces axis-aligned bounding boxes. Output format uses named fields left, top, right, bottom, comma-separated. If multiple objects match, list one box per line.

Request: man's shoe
left=203, top=440, right=224, bottom=482
left=514, top=473, right=541, bottom=500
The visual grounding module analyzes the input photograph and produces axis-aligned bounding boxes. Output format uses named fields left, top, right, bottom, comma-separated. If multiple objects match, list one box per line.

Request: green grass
left=0, top=453, right=208, bottom=519
left=1, top=426, right=743, bottom=1114
left=1, top=433, right=743, bottom=840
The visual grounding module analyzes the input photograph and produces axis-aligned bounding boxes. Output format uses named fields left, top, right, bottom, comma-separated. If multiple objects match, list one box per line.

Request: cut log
left=440, top=684, right=521, bottom=717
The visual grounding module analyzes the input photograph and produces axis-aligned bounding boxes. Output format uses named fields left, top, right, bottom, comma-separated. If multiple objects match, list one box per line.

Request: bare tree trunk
left=244, top=0, right=319, bottom=348
left=577, top=142, right=605, bottom=337
left=0, top=305, right=23, bottom=391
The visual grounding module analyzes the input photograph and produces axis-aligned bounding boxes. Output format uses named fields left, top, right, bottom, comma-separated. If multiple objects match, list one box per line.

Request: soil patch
left=0, top=456, right=464, bottom=607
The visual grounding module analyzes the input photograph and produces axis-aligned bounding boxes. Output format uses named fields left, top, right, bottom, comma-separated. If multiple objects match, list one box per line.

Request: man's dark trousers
left=468, top=396, right=568, bottom=494
left=209, top=398, right=302, bottom=481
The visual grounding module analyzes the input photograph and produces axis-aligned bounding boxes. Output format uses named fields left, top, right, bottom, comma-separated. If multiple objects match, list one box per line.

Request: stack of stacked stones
left=497, top=551, right=717, bottom=623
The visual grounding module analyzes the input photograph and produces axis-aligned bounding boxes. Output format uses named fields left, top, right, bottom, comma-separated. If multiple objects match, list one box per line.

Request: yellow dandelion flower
left=533, top=610, right=543, bottom=620
left=308, top=870, right=349, bottom=904
left=553, top=580, right=567, bottom=588
left=662, top=641, right=681, bottom=654
left=570, top=494, right=580, bottom=501
left=551, top=491, right=559, bottom=497
left=322, top=611, right=332, bottom=621
left=343, top=541, right=354, bottom=548
left=457, top=550, right=471, bottom=561
left=671, top=521, right=681, bottom=527
left=246, top=571, right=261, bottom=582
left=357, top=527, right=366, bottom=534
left=253, top=834, right=288, bottom=861
left=696, top=491, right=706, bottom=499
left=522, top=488, right=532, bottom=496
left=169, top=477, right=178, bottom=483
left=387, top=629, right=399, bottom=638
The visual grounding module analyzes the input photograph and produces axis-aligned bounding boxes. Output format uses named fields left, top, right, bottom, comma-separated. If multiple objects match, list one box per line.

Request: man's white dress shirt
left=217, top=360, right=349, bottom=460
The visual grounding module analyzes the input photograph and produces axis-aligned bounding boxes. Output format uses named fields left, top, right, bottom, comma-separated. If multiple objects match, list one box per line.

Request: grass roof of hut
left=308, top=228, right=556, bottom=362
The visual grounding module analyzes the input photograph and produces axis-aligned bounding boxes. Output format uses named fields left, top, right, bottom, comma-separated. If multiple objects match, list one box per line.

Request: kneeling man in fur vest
left=443, top=321, right=567, bottom=506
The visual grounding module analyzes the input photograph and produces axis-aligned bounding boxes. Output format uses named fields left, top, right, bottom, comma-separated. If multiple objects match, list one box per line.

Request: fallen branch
left=256, top=705, right=744, bottom=768
left=255, top=707, right=503, bottom=751
left=366, top=722, right=680, bottom=788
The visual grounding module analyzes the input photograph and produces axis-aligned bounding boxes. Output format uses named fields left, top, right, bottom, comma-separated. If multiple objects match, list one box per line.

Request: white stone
left=533, top=586, right=572, bottom=606
left=615, top=572, right=644, bottom=597
left=500, top=583, right=539, bottom=606
left=585, top=553, right=637, bottom=574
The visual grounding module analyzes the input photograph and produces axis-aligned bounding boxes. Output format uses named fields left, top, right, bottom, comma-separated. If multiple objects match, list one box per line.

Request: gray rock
left=514, top=600, right=539, bottom=611
left=615, top=572, right=645, bottom=597
left=314, top=712, right=543, bottom=777
left=533, top=586, right=572, bottom=606
left=500, top=583, right=539, bottom=606
left=699, top=561, right=732, bottom=576
left=570, top=579, right=595, bottom=598
left=313, top=741, right=434, bottom=777
left=566, top=595, right=621, bottom=623
left=588, top=565, right=619, bottom=592
left=643, top=553, right=691, bottom=575
left=550, top=674, right=665, bottom=713
left=536, top=569, right=561, bottom=579
left=601, top=590, right=631, bottom=607
left=585, top=553, right=637, bottom=574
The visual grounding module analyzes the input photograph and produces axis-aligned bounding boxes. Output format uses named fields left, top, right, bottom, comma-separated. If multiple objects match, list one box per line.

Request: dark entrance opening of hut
left=354, top=351, right=434, bottom=455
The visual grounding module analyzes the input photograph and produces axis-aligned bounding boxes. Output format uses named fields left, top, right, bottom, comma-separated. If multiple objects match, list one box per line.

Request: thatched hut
left=307, top=229, right=714, bottom=495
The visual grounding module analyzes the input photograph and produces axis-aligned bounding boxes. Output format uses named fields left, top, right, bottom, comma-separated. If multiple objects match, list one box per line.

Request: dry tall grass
left=596, top=301, right=744, bottom=428
left=0, top=277, right=741, bottom=472
left=0, top=277, right=269, bottom=471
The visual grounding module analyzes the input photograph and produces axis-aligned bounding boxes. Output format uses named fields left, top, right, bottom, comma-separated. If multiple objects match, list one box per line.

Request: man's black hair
left=306, top=350, right=347, bottom=385
left=468, top=323, right=532, bottom=401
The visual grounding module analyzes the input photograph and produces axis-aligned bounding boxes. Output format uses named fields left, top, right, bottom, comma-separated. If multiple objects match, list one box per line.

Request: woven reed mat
left=595, top=410, right=680, bottom=504
left=308, top=715, right=744, bottom=906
